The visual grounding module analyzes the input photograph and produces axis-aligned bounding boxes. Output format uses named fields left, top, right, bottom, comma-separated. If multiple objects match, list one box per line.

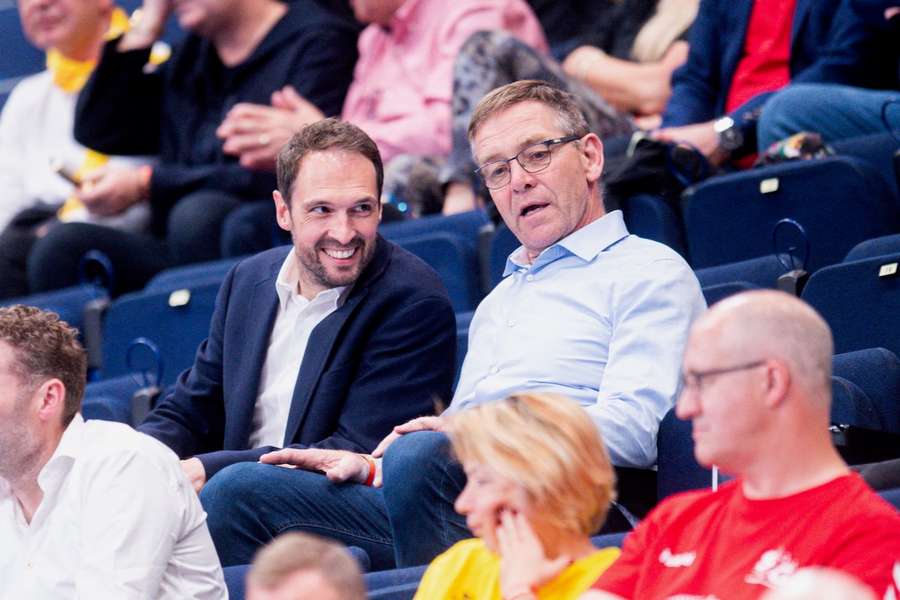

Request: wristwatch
left=713, top=115, right=744, bottom=154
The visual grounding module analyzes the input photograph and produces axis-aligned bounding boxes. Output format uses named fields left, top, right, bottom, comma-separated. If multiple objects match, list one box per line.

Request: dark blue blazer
left=139, top=237, right=457, bottom=478
left=662, top=0, right=897, bottom=148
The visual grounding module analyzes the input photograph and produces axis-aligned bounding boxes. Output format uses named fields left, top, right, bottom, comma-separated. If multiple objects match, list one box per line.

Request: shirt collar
left=274, top=250, right=348, bottom=311
left=503, top=209, right=630, bottom=275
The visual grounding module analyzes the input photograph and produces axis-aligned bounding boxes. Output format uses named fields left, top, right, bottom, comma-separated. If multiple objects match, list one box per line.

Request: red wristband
left=363, top=455, right=376, bottom=486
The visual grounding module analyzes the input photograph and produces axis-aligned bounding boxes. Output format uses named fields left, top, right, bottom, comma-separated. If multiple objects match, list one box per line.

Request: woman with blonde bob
left=414, top=392, right=620, bottom=600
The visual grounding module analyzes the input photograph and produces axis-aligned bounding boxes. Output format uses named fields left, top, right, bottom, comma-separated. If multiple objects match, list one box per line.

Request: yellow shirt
left=413, top=538, right=620, bottom=600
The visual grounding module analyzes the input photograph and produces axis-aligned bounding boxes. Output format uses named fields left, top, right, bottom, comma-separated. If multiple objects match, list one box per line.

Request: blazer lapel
left=281, top=291, right=368, bottom=446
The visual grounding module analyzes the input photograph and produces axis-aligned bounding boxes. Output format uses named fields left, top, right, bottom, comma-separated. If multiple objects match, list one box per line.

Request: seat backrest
left=145, top=257, right=241, bottom=293
left=487, top=223, right=520, bottom=289
left=695, top=253, right=792, bottom=289
left=621, top=194, right=688, bottom=259
left=656, top=408, right=713, bottom=501
left=379, top=210, right=489, bottom=247
left=832, top=347, right=900, bottom=434
left=701, top=281, right=756, bottom=306
left=801, top=253, right=900, bottom=358
left=683, top=157, right=899, bottom=270
left=101, top=282, right=221, bottom=384
left=396, top=233, right=483, bottom=313
left=845, top=233, right=900, bottom=263
left=0, top=284, right=107, bottom=334
left=454, top=311, right=474, bottom=389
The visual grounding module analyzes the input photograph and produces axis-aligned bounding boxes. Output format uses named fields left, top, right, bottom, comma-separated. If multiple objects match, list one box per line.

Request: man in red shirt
left=585, top=290, right=900, bottom=600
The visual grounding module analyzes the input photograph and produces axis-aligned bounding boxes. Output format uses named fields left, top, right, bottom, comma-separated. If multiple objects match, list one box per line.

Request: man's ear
left=273, top=190, right=292, bottom=232
left=34, top=378, right=67, bottom=424
left=580, top=133, right=604, bottom=184
left=763, top=360, right=791, bottom=409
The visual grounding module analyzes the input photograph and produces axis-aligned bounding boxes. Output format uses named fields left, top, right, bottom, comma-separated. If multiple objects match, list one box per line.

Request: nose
left=453, top=482, right=472, bottom=516
left=675, top=383, right=699, bottom=421
left=508, top=158, right=537, bottom=194
left=328, top=211, right=356, bottom=245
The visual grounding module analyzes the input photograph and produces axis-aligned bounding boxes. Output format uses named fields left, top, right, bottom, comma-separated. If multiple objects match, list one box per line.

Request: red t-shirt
left=725, top=0, right=796, bottom=114
left=593, top=474, right=900, bottom=599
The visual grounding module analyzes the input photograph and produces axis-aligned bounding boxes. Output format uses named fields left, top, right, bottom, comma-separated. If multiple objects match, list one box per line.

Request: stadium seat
left=145, top=256, right=241, bottom=293
left=832, top=348, right=900, bottom=434
left=879, top=488, right=900, bottom=510
left=455, top=311, right=474, bottom=388
left=487, top=222, right=520, bottom=289
left=0, top=284, right=108, bottom=335
left=831, top=132, right=900, bottom=200
left=379, top=210, right=489, bottom=246
left=845, top=233, right=900, bottom=263
left=100, top=282, right=220, bottom=384
left=656, top=408, right=714, bottom=501
left=396, top=233, right=483, bottom=312
left=801, top=253, right=900, bottom=357
left=682, top=157, right=900, bottom=270
left=621, top=194, right=688, bottom=259
left=701, top=282, right=757, bottom=306
left=694, top=253, right=792, bottom=289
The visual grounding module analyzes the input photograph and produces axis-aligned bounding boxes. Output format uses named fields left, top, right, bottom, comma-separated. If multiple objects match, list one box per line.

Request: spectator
left=653, top=0, right=898, bottom=166
left=585, top=290, right=900, bottom=599
left=412, top=392, right=620, bottom=599
left=138, top=119, right=456, bottom=571
left=215, top=0, right=548, bottom=251
left=247, top=532, right=365, bottom=600
left=199, top=81, right=705, bottom=570
left=0, top=305, right=225, bottom=598
left=757, top=2, right=899, bottom=150
left=0, top=0, right=153, bottom=299
left=26, top=0, right=359, bottom=296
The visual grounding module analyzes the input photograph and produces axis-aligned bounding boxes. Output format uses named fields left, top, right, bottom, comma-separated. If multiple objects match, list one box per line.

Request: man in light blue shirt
left=201, top=79, right=705, bottom=570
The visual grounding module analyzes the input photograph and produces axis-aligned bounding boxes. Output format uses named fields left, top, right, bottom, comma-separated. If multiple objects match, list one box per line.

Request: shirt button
left=507, top=320, right=515, bottom=327
left=489, top=365, right=499, bottom=374
left=525, top=274, right=534, bottom=282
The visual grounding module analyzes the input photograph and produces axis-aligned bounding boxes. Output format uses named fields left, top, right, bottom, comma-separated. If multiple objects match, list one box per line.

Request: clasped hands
left=258, top=415, right=445, bottom=487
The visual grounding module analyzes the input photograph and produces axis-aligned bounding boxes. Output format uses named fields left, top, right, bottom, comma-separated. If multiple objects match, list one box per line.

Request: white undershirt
left=248, top=250, right=348, bottom=448
left=0, top=415, right=226, bottom=599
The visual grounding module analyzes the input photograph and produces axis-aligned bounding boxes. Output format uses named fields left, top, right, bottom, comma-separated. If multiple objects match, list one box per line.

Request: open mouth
left=520, top=203, right=549, bottom=218
left=321, top=246, right=359, bottom=260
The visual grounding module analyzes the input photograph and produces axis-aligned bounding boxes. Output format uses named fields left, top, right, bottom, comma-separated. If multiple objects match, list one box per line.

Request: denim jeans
left=757, top=84, right=900, bottom=151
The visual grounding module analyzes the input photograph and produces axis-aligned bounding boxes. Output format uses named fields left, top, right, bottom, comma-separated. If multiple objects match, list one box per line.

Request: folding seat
left=832, top=348, right=900, bottom=434
left=145, top=256, right=242, bottom=293
left=1, top=284, right=107, bottom=333
left=82, top=375, right=144, bottom=424
left=620, top=194, right=688, bottom=259
left=880, top=488, right=900, bottom=510
left=701, top=282, right=757, bottom=306
left=695, top=253, right=792, bottom=289
left=100, top=281, right=221, bottom=384
left=396, top=233, right=483, bottom=313
left=682, top=157, right=899, bottom=270
left=486, top=223, right=519, bottom=289
left=845, top=233, right=900, bottom=262
left=454, top=311, right=475, bottom=388
left=656, top=408, right=714, bottom=501
left=801, top=253, right=900, bottom=357
left=830, top=132, right=900, bottom=199
left=379, top=210, right=489, bottom=247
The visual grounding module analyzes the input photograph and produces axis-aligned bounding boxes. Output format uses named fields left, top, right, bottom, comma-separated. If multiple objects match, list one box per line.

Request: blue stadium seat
left=701, top=282, right=757, bottom=306
left=831, top=132, right=900, bottom=200
left=455, top=311, right=474, bottom=388
left=682, top=157, right=900, bottom=270
left=396, top=233, right=483, bottom=312
left=82, top=374, right=149, bottom=424
left=379, top=210, right=489, bottom=246
left=845, top=233, right=900, bottom=263
left=880, top=488, right=900, bottom=510
left=832, top=348, right=900, bottom=434
left=621, top=194, right=687, bottom=259
left=656, top=408, right=713, bottom=501
left=0, top=284, right=108, bottom=334
left=487, top=223, right=520, bottom=289
left=145, top=257, right=241, bottom=293
left=695, top=254, right=791, bottom=289
left=801, top=253, right=900, bottom=357
left=101, top=282, right=220, bottom=384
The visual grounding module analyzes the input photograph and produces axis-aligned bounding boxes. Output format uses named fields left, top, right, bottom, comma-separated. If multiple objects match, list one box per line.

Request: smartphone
left=51, top=160, right=82, bottom=186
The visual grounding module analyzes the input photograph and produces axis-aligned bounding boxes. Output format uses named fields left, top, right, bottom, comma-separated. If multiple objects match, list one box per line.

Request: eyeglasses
left=680, top=360, right=766, bottom=391
left=474, top=134, right=582, bottom=189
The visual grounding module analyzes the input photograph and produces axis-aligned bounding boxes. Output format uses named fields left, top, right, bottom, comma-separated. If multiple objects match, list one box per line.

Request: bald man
left=585, top=290, right=900, bottom=600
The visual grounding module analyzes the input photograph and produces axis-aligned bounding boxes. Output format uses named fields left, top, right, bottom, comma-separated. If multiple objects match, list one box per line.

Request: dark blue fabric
left=145, top=257, right=243, bottom=293
left=395, top=233, right=483, bottom=313
left=138, top=238, right=457, bottom=479
left=379, top=210, right=489, bottom=249
left=880, top=487, right=900, bottom=510
left=488, top=224, right=519, bottom=289
left=656, top=408, right=713, bottom=501
left=82, top=375, right=145, bottom=424
left=663, top=0, right=897, bottom=151
left=73, top=1, right=359, bottom=235
left=223, top=565, right=248, bottom=600
left=454, top=311, right=475, bottom=390
left=620, top=194, right=688, bottom=259
left=701, top=282, right=757, bottom=306
left=802, top=253, right=900, bottom=358
left=683, top=157, right=900, bottom=270
left=694, top=254, right=791, bottom=288
left=101, top=282, right=222, bottom=385
left=833, top=348, right=900, bottom=433
left=0, top=284, right=107, bottom=335
left=845, top=233, right=900, bottom=262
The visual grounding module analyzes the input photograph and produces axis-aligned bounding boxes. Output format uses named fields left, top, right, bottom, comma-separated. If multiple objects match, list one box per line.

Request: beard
left=295, top=233, right=377, bottom=290
left=0, top=393, right=42, bottom=484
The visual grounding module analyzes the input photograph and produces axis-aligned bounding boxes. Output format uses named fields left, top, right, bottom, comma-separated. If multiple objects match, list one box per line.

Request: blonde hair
left=248, top=532, right=365, bottom=599
left=448, top=392, right=616, bottom=537
left=631, top=0, right=699, bottom=63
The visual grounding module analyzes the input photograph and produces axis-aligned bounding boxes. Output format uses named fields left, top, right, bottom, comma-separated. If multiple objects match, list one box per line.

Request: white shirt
left=0, top=70, right=150, bottom=232
left=0, top=415, right=227, bottom=600
left=248, top=250, right=348, bottom=448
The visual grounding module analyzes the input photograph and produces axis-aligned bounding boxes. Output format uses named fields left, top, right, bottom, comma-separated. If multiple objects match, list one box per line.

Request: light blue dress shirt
left=448, top=210, right=706, bottom=468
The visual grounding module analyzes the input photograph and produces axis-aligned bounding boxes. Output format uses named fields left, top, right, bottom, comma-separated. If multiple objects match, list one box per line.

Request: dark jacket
left=74, top=1, right=359, bottom=235
left=662, top=0, right=897, bottom=150
left=138, top=237, right=457, bottom=478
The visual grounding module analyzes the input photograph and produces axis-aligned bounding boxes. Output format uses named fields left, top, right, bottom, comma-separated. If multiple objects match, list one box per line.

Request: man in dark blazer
left=138, top=119, right=456, bottom=554
left=653, top=0, right=897, bottom=163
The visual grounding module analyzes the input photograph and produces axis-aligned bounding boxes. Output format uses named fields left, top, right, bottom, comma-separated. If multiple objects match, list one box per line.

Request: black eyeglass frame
left=473, top=134, right=582, bottom=189
left=680, top=360, right=767, bottom=391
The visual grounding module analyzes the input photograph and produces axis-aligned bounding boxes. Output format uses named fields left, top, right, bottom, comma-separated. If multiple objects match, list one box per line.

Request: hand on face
left=77, top=165, right=148, bottom=216
left=498, top=510, right=572, bottom=599
left=218, top=86, right=324, bottom=172
left=258, top=448, right=373, bottom=484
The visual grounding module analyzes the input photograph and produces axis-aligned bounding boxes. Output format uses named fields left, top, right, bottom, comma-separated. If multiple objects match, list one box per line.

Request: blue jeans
left=198, top=431, right=471, bottom=570
left=758, top=84, right=900, bottom=151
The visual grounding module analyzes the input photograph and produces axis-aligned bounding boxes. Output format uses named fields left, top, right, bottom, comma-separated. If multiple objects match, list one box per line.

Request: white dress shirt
left=448, top=210, right=707, bottom=468
left=248, top=250, right=348, bottom=448
left=0, top=414, right=226, bottom=599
